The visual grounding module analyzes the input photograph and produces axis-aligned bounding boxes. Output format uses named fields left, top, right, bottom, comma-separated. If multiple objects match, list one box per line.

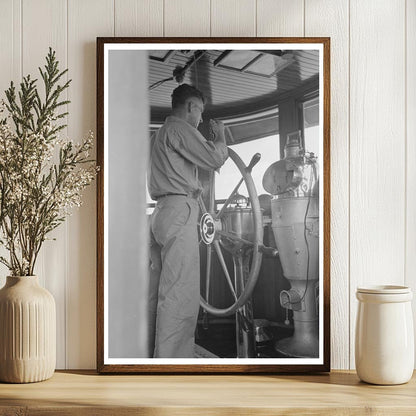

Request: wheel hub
left=200, top=212, right=220, bottom=244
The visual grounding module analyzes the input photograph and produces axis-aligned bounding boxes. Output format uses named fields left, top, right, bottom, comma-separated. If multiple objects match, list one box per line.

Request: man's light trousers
left=148, top=195, right=200, bottom=358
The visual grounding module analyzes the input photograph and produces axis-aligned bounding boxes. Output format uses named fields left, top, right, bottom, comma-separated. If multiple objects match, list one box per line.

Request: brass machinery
left=198, top=132, right=319, bottom=358
left=263, top=132, right=319, bottom=358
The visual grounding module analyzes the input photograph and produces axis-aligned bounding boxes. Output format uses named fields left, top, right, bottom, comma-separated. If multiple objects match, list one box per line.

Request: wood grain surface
left=67, top=0, right=114, bottom=370
left=0, top=371, right=415, bottom=415
left=304, top=0, right=349, bottom=371
left=257, top=0, right=304, bottom=37
left=211, top=0, right=256, bottom=37
left=22, top=0, right=68, bottom=369
left=164, top=0, right=210, bottom=37
left=406, top=0, right=416, bottom=367
left=349, top=0, right=406, bottom=369
left=115, top=0, right=163, bottom=37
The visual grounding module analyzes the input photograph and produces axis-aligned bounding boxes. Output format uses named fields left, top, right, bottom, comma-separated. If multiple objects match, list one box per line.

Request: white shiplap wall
left=0, top=0, right=414, bottom=370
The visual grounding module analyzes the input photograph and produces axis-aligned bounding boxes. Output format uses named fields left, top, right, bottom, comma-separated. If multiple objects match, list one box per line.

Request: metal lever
left=246, top=153, right=261, bottom=173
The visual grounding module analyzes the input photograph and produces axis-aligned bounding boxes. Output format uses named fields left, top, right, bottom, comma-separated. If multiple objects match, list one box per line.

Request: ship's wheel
left=198, top=148, right=264, bottom=317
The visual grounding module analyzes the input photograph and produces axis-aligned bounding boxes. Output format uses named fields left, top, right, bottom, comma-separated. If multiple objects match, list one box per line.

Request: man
left=148, top=84, right=228, bottom=358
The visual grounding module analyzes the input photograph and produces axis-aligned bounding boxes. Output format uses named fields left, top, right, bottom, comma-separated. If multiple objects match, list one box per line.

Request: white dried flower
left=0, top=49, right=100, bottom=276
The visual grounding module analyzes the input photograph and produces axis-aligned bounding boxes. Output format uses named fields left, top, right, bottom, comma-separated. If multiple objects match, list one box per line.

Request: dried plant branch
left=0, top=48, right=97, bottom=276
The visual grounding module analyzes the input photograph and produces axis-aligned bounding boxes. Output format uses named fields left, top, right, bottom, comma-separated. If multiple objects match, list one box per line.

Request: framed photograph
left=97, top=37, right=330, bottom=373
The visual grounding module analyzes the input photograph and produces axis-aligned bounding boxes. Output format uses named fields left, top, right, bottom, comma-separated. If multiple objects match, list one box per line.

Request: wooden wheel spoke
left=198, top=195, right=207, bottom=214
left=215, top=179, right=243, bottom=219
left=208, top=171, right=215, bottom=214
left=213, top=240, right=238, bottom=301
left=205, top=244, right=212, bottom=301
left=217, top=230, right=254, bottom=247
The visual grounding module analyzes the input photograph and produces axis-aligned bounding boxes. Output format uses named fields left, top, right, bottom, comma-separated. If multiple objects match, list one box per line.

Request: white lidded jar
left=355, top=285, right=414, bottom=385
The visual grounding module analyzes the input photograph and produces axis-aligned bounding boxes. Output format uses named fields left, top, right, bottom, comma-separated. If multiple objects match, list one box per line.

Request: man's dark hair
left=171, top=84, right=205, bottom=109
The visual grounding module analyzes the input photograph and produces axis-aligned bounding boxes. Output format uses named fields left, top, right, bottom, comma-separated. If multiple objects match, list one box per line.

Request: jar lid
left=357, top=285, right=411, bottom=294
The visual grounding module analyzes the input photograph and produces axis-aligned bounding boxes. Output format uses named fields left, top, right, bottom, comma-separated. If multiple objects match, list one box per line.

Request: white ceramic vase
left=0, top=276, right=56, bottom=383
left=355, top=285, right=414, bottom=385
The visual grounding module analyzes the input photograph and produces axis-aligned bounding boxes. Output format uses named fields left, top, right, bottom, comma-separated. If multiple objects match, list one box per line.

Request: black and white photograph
left=97, top=38, right=330, bottom=373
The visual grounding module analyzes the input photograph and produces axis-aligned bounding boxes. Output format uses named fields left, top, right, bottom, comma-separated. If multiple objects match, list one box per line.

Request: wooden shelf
left=0, top=370, right=415, bottom=415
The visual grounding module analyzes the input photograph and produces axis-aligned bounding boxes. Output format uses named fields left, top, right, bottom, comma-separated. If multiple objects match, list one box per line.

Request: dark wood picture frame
left=97, top=37, right=330, bottom=373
